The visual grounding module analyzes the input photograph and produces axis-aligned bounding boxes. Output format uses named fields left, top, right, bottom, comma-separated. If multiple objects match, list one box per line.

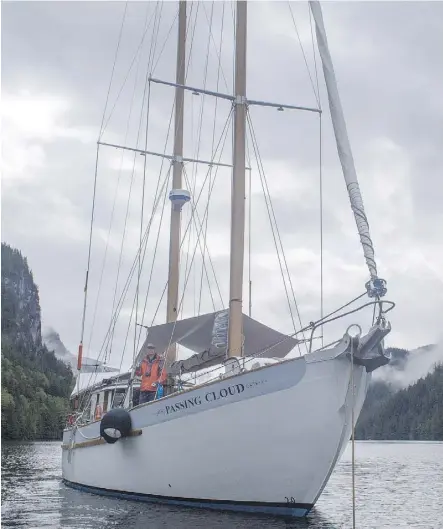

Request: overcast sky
left=2, top=1, right=442, bottom=369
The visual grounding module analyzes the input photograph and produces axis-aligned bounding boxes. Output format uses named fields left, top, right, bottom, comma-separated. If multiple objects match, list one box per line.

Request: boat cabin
left=70, top=371, right=140, bottom=424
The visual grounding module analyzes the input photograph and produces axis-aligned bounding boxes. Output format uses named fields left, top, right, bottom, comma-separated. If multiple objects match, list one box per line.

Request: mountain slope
left=1, top=243, right=74, bottom=440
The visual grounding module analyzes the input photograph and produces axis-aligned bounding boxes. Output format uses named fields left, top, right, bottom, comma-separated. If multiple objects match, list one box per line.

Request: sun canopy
left=136, top=310, right=298, bottom=376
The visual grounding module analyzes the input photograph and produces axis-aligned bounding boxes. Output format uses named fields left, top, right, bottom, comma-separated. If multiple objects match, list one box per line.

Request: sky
left=2, top=1, right=443, bottom=370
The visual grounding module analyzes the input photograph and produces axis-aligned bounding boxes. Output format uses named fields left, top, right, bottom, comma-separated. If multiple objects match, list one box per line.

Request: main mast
left=228, top=1, right=247, bottom=358
left=166, top=0, right=186, bottom=365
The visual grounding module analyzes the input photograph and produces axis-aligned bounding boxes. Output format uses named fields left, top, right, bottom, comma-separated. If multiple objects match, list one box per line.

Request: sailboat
left=62, top=0, right=394, bottom=518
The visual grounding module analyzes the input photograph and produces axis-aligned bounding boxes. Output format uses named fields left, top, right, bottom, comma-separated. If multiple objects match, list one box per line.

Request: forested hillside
left=356, top=357, right=443, bottom=441
left=1, top=243, right=74, bottom=440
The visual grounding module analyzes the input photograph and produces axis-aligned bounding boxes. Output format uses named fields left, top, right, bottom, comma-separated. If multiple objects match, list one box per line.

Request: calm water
left=1, top=441, right=442, bottom=529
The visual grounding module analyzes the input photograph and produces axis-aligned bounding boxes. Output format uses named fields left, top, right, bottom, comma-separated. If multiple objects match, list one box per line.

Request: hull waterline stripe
left=61, top=429, right=142, bottom=450
left=62, top=479, right=312, bottom=517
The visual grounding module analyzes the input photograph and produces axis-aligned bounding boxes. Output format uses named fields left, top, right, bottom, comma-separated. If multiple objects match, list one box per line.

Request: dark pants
left=139, top=390, right=156, bottom=404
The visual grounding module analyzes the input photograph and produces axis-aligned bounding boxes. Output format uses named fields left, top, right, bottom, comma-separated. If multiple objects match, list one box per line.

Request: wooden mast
left=228, top=1, right=247, bottom=358
left=166, top=0, right=186, bottom=365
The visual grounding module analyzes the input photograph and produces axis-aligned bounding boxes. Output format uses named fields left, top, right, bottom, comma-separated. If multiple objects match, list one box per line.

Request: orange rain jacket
left=137, top=354, right=167, bottom=392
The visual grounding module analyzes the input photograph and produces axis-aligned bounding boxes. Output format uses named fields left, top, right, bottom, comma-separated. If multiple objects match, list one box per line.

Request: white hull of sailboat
left=62, top=344, right=369, bottom=517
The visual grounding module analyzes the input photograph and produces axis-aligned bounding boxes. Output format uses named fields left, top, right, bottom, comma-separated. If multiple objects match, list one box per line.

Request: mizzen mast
left=228, top=1, right=248, bottom=358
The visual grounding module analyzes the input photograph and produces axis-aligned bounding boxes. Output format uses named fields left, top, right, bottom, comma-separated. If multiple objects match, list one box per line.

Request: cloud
left=2, top=92, right=94, bottom=184
left=373, top=343, right=443, bottom=389
left=2, top=1, right=442, bottom=371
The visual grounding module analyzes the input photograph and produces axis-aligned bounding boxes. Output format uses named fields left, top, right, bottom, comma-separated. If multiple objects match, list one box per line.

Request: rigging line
left=96, top=173, right=170, bottom=376
left=169, top=1, right=200, bottom=315
left=182, top=192, right=194, bottom=315
left=182, top=297, right=393, bottom=388
left=231, top=0, right=236, bottom=95
left=107, top=37, right=149, bottom=363
left=287, top=2, right=320, bottom=108
left=319, top=113, right=324, bottom=347
left=133, top=13, right=197, bottom=350
left=151, top=11, right=180, bottom=75
left=185, top=169, right=224, bottom=309
left=350, top=337, right=357, bottom=529
left=77, top=143, right=100, bottom=388
left=88, top=24, right=147, bottom=365
left=247, top=112, right=308, bottom=353
left=99, top=1, right=128, bottom=138
left=248, top=113, right=309, bottom=350
left=247, top=138, right=252, bottom=318
left=108, top=2, right=161, bottom=361
left=198, top=0, right=225, bottom=315
left=183, top=120, right=196, bottom=313
left=134, top=0, right=163, bottom=362
left=201, top=1, right=230, bottom=93
left=308, top=298, right=394, bottom=349
left=149, top=1, right=164, bottom=76
left=184, top=298, right=393, bottom=387
left=150, top=115, right=232, bottom=327
left=182, top=166, right=217, bottom=312
left=142, top=7, right=197, bottom=325
left=175, top=137, right=232, bottom=324
left=319, top=291, right=367, bottom=322
left=185, top=2, right=200, bottom=77
left=247, top=119, right=300, bottom=351
left=150, top=107, right=234, bottom=326
left=110, top=147, right=171, bottom=360
left=100, top=4, right=157, bottom=140
left=308, top=4, right=321, bottom=110
left=197, top=167, right=212, bottom=315
left=135, top=87, right=152, bottom=363
left=149, top=125, right=232, bottom=330
left=191, top=0, right=213, bottom=216
left=134, top=166, right=172, bottom=354
left=84, top=4, right=157, bottom=371
left=245, top=117, right=254, bottom=319
left=133, top=74, right=186, bottom=349
left=192, top=1, right=214, bottom=315
left=102, top=165, right=171, bottom=362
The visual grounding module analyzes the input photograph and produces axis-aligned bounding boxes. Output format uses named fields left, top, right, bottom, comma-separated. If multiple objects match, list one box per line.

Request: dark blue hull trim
left=62, top=479, right=312, bottom=518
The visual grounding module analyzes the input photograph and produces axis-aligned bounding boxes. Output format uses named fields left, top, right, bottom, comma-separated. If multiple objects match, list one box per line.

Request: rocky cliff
left=1, top=244, right=42, bottom=352
left=1, top=243, right=74, bottom=440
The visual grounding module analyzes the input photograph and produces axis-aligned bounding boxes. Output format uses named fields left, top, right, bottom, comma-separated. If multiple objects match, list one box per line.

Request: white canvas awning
left=136, top=311, right=298, bottom=376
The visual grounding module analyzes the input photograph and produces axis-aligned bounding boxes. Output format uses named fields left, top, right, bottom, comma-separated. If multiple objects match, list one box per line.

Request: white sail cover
left=310, top=1, right=378, bottom=279
left=137, top=311, right=298, bottom=376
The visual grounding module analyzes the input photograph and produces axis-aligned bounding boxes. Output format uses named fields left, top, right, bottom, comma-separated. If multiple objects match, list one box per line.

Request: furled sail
left=309, top=1, right=386, bottom=298
left=135, top=310, right=299, bottom=376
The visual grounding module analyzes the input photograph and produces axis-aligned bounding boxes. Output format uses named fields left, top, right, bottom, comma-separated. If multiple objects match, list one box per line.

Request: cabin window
left=112, top=389, right=126, bottom=408
left=89, top=393, right=98, bottom=421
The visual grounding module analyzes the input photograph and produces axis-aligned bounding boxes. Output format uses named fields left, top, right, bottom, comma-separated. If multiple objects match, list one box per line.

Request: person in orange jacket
left=136, top=344, right=167, bottom=404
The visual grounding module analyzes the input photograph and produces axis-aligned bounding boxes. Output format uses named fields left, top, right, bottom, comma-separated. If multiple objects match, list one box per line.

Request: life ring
left=94, top=404, right=103, bottom=420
